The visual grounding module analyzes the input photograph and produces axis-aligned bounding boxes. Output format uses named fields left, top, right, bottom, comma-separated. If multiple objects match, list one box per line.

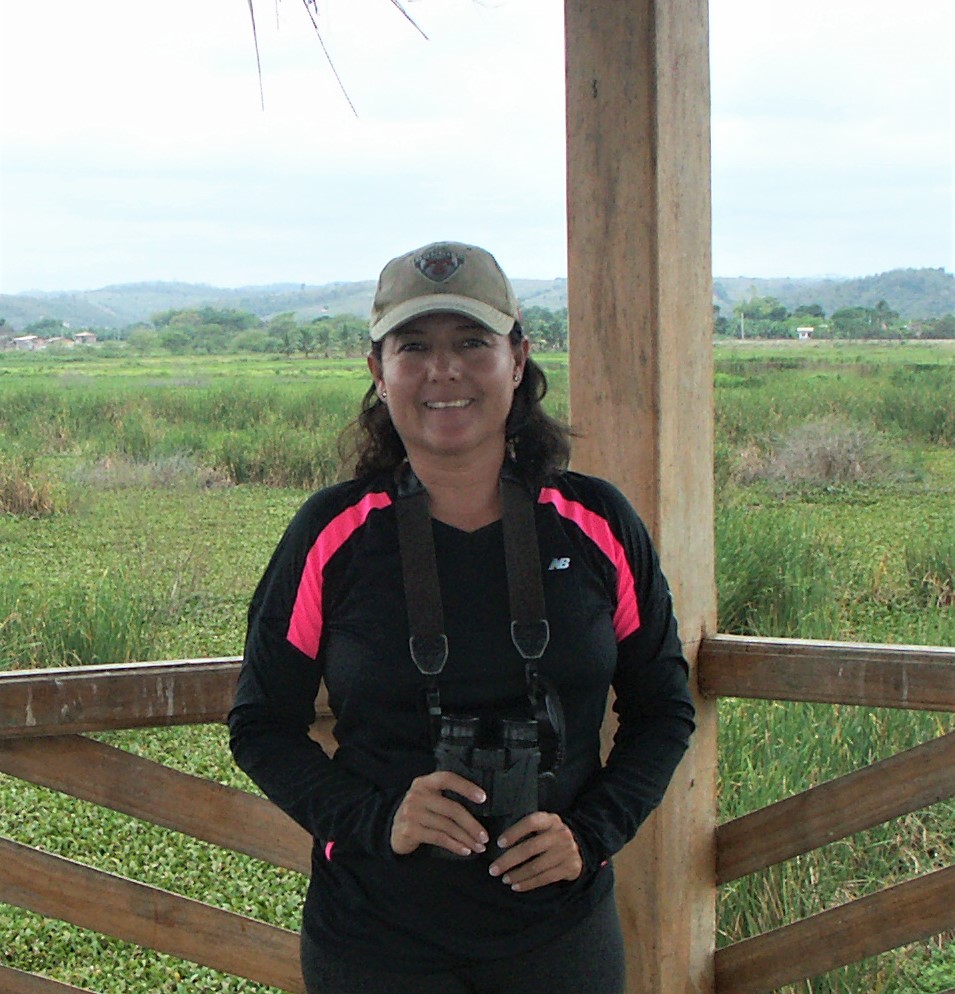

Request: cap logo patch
left=414, top=246, right=464, bottom=283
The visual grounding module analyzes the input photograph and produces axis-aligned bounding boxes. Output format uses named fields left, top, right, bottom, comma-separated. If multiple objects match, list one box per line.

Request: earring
left=513, top=373, right=521, bottom=384
left=379, top=389, right=387, bottom=401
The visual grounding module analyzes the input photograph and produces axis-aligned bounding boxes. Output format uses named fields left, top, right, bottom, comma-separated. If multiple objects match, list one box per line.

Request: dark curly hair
left=338, top=325, right=573, bottom=488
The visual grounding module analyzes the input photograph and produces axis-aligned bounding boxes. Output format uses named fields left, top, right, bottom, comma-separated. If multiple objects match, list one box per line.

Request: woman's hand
left=488, top=812, right=583, bottom=892
left=390, top=771, right=490, bottom=857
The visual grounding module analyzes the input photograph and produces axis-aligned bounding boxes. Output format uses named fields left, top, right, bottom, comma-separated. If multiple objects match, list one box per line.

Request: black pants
left=300, top=893, right=626, bottom=994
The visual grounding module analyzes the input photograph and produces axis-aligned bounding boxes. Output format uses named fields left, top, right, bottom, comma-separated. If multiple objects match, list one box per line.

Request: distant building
left=13, top=335, right=43, bottom=351
left=797, top=327, right=814, bottom=341
left=74, top=331, right=97, bottom=345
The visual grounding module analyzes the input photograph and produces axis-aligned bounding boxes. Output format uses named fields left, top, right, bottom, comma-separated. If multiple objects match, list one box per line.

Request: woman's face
left=368, top=311, right=528, bottom=469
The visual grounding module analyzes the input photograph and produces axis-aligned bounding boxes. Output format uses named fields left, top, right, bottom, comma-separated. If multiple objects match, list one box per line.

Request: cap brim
left=369, top=294, right=515, bottom=342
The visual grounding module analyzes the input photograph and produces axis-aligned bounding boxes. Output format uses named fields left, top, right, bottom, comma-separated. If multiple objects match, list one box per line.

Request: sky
left=0, top=0, right=952, bottom=295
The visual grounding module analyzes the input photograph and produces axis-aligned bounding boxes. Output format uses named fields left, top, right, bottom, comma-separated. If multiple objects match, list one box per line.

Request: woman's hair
left=338, top=324, right=574, bottom=488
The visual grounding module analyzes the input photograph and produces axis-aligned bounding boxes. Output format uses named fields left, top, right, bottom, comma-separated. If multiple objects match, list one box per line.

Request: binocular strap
left=394, top=465, right=557, bottom=751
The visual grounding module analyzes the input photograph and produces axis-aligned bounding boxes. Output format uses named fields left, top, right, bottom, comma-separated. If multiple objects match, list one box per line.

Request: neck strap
left=394, top=464, right=551, bottom=732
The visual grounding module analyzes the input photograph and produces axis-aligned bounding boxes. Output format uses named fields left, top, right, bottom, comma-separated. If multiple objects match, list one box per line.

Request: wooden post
left=564, top=1, right=717, bottom=992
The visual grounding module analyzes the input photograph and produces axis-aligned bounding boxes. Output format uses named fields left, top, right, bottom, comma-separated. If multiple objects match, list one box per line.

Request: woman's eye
left=397, top=340, right=427, bottom=352
left=462, top=337, right=490, bottom=348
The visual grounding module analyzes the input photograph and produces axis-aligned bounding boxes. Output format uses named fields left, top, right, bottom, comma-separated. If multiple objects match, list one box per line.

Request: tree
left=25, top=317, right=66, bottom=336
left=829, top=304, right=904, bottom=339
left=298, top=326, right=317, bottom=358
left=230, top=329, right=273, bottom=352
left=733, top=296, right=790, bottom=338
left=312, top=319, right=332, bottom=357
left=158, top=328, right=190, bottom=353
left=127, top=328, right=159, bottom=354
left=712, top=305, right=731, bottom=337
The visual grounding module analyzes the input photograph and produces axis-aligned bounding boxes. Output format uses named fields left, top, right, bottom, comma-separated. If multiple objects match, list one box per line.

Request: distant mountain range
left=2, top=268, right=952, bottom=331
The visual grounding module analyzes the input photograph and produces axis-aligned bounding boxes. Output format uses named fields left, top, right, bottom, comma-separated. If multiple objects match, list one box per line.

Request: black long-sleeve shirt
left=229, top=469, right=695, bottom=970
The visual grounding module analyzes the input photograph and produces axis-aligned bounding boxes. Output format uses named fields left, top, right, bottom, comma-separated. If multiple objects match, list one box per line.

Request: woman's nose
left=427, top=348, right=460, bottom=379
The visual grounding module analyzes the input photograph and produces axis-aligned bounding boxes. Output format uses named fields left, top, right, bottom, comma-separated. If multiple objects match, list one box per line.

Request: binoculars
left=432, top=714, right=542, bottom=861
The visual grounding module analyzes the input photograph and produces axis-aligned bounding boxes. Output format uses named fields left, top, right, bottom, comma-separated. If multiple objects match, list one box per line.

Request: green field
left=1, top=343, right=953, bottom=992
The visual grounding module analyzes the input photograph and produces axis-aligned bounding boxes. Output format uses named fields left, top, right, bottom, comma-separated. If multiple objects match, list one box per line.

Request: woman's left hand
left=488, top=812, right=583, bottom=892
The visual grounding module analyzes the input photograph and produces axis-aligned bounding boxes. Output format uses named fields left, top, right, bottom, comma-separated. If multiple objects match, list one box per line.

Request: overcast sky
left=0, top=0, right=952, bottom=294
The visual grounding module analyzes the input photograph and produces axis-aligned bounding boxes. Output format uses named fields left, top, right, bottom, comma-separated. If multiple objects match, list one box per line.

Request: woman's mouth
left=424, top=399, right=472, bottom=409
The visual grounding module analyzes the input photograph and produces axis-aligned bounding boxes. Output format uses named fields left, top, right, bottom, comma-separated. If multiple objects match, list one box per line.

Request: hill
left=712, top=268, right=954, bottom=320
left=2, top=269, right=951, bottom=332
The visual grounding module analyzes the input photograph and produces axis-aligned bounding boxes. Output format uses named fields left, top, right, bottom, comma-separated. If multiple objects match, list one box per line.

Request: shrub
left=71, top=454, right=232, bottom=490
left=763, top=418, right=891, bottom=486
left=0, top=456, right=58, bottom=517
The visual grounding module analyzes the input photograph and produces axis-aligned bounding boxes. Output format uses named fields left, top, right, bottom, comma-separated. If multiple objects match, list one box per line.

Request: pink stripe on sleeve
left=538, top=488, right=641, bottom=641
left=287, top=490, right=393, bottom=659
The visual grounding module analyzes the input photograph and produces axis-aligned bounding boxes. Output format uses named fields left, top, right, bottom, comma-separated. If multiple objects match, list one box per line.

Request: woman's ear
left=367, top=351, right=385, bottom=399
left=515, top=336, right=530, bottom=382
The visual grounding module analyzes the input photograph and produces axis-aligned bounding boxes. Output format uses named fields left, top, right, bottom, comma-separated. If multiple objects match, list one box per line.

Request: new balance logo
left=547, top=557, right=571, bottom=571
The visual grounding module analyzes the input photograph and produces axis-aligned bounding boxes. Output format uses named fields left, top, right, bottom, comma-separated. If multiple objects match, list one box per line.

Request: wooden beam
left=0, top=734, right=312, bottom=875
left=0, top=838, right=305, bottom=993
left=699, top=635, right=955, bottom=711
left=717, top=731, right=955, bottom=883
left=565, top=1, right=716, bottom=992
left=714, top=865, right=955, bottom=994
left=0, top=659, right=241, bottom=737
left=0, top=966, right=94, bottom=994
left=0, top=659, right=335, bottom=737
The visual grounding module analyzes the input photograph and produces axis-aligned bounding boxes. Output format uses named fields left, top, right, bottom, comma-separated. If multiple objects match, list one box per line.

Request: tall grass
left=716, top=508, right=841, bottom=638
left=714, top=360, right=955, bottom=455
left=0, top=568, right=189, bottom=670
left=0, top=369, right=366, bottom=490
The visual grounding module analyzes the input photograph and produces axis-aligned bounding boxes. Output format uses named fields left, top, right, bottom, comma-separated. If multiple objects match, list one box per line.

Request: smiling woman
left=227, top=239, right=696, bottom=994
left=363, top=242, right=532, bottom=528
left=368, top=313, right=528, bottom=520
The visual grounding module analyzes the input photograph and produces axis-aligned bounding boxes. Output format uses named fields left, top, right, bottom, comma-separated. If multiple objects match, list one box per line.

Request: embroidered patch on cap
left=414, top=245, right=464, bottom=283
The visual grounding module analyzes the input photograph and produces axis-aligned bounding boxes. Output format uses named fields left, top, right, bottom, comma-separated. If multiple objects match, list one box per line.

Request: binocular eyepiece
left=438, top=715, right=539, bottom=749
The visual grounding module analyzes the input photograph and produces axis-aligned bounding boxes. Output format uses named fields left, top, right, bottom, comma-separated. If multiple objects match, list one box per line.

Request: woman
left=229, top=241, right=695, bottom=994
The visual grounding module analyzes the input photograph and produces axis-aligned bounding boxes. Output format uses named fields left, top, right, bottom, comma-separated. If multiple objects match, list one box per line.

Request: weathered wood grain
left=0, top=659, right=335, bottom=737
left=699, top=635, right=955, bottom=711
left=717, top=731, right=955, bottom=883
left=0, top=838, right=305, bottom=993
left=0, top=966, right=94, bottom=994
left=715, top=866, right=955, bottom=994
left=565, top=1, right=717, bottom=991
left=0, top=733, right=312, bottom=875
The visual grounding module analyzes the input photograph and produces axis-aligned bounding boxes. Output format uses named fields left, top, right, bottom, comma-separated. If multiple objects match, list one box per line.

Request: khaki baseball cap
left=369, top=241, right=522, bottom=342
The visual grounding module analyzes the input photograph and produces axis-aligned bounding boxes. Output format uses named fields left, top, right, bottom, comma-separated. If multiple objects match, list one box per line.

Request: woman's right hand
left=390, top=771, right=489, bottom=857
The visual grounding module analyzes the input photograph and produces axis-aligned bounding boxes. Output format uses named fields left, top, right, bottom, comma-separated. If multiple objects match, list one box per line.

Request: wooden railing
left=698, top=636, right=955, bottom=994
left=1, top=637, right=953, bottom=993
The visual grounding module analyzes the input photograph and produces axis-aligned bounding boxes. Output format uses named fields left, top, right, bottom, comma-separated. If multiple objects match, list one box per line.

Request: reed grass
left=0, top=567, right=190, bottom=671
